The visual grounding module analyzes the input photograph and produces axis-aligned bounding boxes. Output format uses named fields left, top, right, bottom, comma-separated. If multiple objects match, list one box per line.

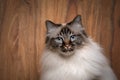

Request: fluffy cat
left=40, top=15, right=117, bottom=80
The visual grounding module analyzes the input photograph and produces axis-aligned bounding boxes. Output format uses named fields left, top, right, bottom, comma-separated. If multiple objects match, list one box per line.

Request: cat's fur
left=40, top=15, right=117, bottom=80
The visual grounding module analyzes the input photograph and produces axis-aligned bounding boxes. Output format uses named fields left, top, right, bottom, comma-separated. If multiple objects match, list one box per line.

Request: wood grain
left=112, top=0, right=120, bottom=79
left=0, top=0, right=120, bottom=80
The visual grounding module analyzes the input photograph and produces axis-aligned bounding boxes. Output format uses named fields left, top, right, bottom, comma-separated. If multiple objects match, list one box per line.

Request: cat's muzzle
left=60, top=45, right=74, bottom=57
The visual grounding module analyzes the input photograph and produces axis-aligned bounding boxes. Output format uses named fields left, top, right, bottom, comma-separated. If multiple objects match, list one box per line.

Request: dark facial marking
left=50, top=38, right=62, bottom=48
left=60, top=27, right=72, bottom=36
left=58, top=27, right=76, bottom=52
left=46, top=26, right=86, bottom=53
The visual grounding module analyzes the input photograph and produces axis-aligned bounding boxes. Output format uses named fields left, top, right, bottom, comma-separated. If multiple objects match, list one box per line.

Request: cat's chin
left=59, top=51, right=75, bottom=57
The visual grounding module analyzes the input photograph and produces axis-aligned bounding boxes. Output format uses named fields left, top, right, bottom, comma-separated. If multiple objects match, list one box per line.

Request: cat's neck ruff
left=41, top=38, right=109, bottom=80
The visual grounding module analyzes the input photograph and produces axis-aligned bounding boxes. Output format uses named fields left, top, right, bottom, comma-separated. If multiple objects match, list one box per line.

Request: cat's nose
left=64, top=45, right=71, bottom=49
left=65, top=45, right=69, bottom=47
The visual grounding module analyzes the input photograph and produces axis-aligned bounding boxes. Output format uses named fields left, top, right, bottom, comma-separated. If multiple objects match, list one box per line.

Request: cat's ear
left=46, top=20, right=55, bottom=34
left=46, top=20, right=56, bottom=31
left=68, top=15, right=82, bottom=25
left=68, top=15, right=88, bottom=37
left=68, top=15, right=83, bottom=30
left=45, top=20, right=60, bottom=34
left=72, top=15, right=82, bottom=23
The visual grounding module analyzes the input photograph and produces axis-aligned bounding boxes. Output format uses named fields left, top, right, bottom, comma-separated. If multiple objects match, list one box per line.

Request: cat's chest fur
left=41, top=40, right=107, bottom=80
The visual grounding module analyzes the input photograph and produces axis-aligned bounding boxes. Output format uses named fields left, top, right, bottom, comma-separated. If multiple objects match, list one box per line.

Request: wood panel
left=112, top=0, right=120, bottom=79
left=0, top=0, right=120, bottom=80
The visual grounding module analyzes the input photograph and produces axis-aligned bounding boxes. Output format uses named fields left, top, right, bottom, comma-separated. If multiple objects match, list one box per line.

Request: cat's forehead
left=47, top=22, right=83, bottom=38
left=61, top=23, right=83, bottom=34
left=61, top=26, right=71, bottom=31
left=59, top=27, right=72, bottom=36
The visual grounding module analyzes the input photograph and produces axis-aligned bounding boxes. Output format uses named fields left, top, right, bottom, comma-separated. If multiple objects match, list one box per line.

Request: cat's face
left=45, top=15, right=88, bottom=57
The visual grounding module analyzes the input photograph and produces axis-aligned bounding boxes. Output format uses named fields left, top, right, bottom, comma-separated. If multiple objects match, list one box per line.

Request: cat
left=40, top=15, right=117, bottom=80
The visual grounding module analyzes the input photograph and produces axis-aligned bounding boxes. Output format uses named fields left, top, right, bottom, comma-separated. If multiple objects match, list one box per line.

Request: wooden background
left=0, top=0, right=120, bottom=80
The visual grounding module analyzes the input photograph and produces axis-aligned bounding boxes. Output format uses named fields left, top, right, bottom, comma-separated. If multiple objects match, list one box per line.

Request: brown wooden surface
left=0, top=0, right=120, bottom=80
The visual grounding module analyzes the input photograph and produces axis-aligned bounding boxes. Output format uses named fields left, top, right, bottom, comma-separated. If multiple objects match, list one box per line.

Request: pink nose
left=66, top=45, right=69, bottom=47
left=64, top=45, right=71, bottom=49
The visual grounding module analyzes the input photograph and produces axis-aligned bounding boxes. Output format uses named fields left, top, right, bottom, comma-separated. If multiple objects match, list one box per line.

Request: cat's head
left=45, top=15, right=88, bottom=57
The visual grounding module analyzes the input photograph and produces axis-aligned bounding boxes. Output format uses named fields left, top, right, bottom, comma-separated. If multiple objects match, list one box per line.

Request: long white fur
left=40, top=38, right=117, bottom=80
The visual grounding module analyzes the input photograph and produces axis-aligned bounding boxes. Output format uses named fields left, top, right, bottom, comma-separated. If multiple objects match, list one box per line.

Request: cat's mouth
left=60, top=51, right=75, bottom=57
left=59, top=48, right=75, bottom=57
left=62, top=48, right=74, bottom=52
left=58, top=45, right=75, bottom=57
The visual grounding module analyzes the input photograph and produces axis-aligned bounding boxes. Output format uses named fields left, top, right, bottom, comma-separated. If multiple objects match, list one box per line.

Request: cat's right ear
left=45, top=20, right=61, bottom=34
left=45, top=20, right=56, bottom=34
left=46, top=20, right=55, bottom=30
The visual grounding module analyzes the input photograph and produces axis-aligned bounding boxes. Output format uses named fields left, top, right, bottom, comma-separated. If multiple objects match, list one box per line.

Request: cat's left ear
left=68, top=15, right=88, bottom=37
left=72, top=15, right=82, bottom=24
left=67, top=15, right=82, bottom=25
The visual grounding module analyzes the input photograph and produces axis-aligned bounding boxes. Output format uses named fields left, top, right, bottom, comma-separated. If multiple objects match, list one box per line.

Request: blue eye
left=70, top=35, right=76, bottom=41
left=55, top=37, right=63, bottom=43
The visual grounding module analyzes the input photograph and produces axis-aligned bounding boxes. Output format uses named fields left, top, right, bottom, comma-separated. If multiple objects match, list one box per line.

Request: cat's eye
left=70, top=35, right=76, bottom=41
left=55, top=37, right=63, bottom=43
